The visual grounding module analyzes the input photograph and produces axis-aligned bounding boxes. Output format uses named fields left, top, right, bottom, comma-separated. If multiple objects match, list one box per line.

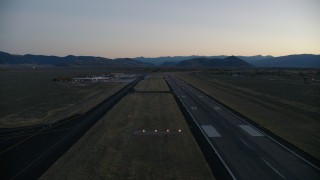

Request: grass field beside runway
left=178, top=72, right=320, bottom=160
left=0, top=69, right=127, bottom=127
left=42, top=74, right=214, bottom=180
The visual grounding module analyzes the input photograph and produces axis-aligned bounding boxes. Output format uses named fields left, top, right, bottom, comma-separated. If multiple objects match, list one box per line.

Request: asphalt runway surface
left=0, top=75, right=144, bottom=180
left=165, top=74, right=320, bottom=180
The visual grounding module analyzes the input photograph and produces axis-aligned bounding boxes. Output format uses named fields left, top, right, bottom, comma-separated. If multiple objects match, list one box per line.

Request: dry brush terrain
left=0, top=69, right=128, bottom=127
left=42, top=74, right=214, bottom=179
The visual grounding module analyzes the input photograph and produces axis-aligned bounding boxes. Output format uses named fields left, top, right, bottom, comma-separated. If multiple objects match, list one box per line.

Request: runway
left=165, top=74, right=320, bottom=180
left=0, top=75, right=144, bottom=180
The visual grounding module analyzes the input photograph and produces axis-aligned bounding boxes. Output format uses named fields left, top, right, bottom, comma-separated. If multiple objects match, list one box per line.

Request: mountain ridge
left=135, top=55, right=273, bottom=66
left=176, top=56, right=253, bottom=68
left=250, top=54, right=320, bottom=68
left=0, top=51, right=148, bottom=67
left=1, top=51, right=319, bottom=68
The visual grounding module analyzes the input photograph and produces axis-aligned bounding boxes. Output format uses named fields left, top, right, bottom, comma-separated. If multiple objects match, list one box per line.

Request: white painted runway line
left=239, top=125, right=264, bottom=136
left=190, top=106, right=197, bottom=110
left=239, top=138, right=250, bottom=147
left=201, top=125, right=221, bottom=137
left=261, top=157, right=286, bottom=179
left=214, top=106, right=221, bottom=110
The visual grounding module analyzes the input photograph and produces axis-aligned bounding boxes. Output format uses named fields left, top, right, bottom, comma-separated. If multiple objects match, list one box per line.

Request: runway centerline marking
left=239, top=138, right=250, bottom=148
left=213, top=106, right=221, bottom=110
left=239, top=125, right=264, bottom=136
left=261, top=158, right=286, bottom=179
left=190, top=106, right=197, bottom=110
left=201, top=125, right=221, bottom=137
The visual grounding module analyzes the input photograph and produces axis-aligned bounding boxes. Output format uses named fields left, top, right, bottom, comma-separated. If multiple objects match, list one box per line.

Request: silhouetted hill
left=238, top=55, right=274, bottom=63
left=176, top=56, right=253, bottom=68
left=251, top=54, right=320, bottom=67
left=110, top=58, right=149, bottom=67
left=0, top=51, right=23, bottom=64
left=161, top=61, right=179, bottom=66
left=135, top=55, right=273, bottom=66
left=135, top=56, right=203, bottom=66
left=2, top=51, right=319, bottom=68
left=0, top=52, right=149, bottom=67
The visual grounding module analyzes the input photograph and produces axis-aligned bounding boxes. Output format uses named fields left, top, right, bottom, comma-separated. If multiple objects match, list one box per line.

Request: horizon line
left=1, top=50, right=319, bottom=59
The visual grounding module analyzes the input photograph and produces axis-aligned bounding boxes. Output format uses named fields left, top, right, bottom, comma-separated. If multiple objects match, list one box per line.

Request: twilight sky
left=0, top=0, right=319, bottom=58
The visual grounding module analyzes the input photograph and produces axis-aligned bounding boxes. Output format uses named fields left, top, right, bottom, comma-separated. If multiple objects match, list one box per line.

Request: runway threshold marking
left=239, top=125, right=264, bottom=136
left=201, top=125, right=221, bottom=137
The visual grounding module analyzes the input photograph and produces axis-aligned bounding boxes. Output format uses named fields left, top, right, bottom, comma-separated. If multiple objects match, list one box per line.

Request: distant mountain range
left=176, top=56, right=253, bottom=68
left=135, top=55, right=273, bottom=66
left=249, top=54, right=320, bottom=68
left=141, top=54, right=320, bottom=68
left=0, top=51, right=148, bottom=68
left=135, top=56, right=212, bottom=66
left=1, top=51, right=319, bottom=68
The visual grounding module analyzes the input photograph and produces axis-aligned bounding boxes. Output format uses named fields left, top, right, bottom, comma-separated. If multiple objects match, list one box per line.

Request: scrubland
left=42, top=74, right=214, bottom=179
left=0, top=68, right=127, bottom=127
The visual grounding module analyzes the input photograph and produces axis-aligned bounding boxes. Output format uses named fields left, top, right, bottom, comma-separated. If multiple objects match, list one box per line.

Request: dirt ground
left=41, top=74, right=214, bottom=180
left=0, top=69, right=127, bottom=127
left=134, top=74, right=170, bottom=92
